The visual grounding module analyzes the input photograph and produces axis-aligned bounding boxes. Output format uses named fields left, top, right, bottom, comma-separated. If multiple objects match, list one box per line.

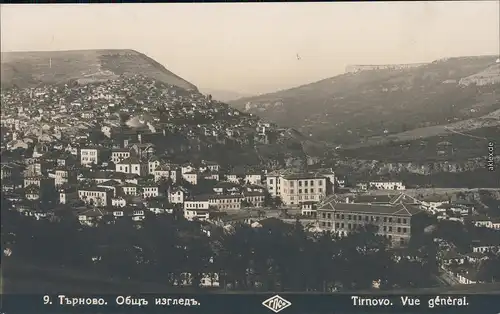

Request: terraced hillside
left=231, top=56, right=500, bottom=145
left=1, top=49, right=197, bottom=91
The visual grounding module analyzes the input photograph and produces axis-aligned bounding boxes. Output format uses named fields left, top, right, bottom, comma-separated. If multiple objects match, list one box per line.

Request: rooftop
left=318, top=201, right=422, bottom=216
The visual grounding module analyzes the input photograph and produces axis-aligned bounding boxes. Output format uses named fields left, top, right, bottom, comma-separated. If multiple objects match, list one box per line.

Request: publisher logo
left=262, top=295, right=292, bottom=313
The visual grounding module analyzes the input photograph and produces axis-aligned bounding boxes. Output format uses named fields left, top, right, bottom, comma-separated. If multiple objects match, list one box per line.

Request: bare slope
left=0, top=49, right=197, bottom=91
left=230, top=55, right=500, bottom=145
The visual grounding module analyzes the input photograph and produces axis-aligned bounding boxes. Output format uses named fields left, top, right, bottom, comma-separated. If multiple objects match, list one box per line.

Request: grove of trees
left=2, top=201, right=444, bottom=292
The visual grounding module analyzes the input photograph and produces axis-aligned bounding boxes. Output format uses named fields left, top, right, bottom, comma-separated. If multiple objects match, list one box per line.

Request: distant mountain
left=200, top=88, right=252, bottom=102
left=0, top=49, right=198, bottom=91
left=230, top=55, right=500, bottom=146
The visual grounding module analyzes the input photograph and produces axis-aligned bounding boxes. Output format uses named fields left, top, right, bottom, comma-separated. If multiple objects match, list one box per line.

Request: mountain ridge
left=1, top=49, right=198, bottom=91
left=230, top=55, right=500, bottom=146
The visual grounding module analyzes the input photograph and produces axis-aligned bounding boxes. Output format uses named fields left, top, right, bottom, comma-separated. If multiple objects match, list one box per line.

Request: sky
left=1, top=2, right=499, bottom=95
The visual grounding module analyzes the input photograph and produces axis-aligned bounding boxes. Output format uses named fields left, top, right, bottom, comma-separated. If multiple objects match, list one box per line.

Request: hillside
left=1, top=65, right=310, bottom=169
left=230, top=56, right=500, bottom=145
left=0, top=49, right=198, bottom=91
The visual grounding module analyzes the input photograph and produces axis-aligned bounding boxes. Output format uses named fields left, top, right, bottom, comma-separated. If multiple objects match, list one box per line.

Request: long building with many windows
left=316, top=199, right=424, bottom=247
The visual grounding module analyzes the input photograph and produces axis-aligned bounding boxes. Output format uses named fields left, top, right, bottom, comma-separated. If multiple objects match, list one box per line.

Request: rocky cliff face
left=334, top=156, right=500, bottom=176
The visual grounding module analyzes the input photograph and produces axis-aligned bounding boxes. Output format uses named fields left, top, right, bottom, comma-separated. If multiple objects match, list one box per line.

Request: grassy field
left=342, top=109, right=500, bottom=150
left=338, top=125, right=500, bottom=162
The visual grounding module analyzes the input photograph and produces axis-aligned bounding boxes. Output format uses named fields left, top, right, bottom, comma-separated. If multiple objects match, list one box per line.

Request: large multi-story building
left=208, top=194, right=244, bottom=210
left=278, top=174, right=328, bottom=206
left=317, top=199, right=424, bottom=247
left=78, top=187, right=113, bottom=207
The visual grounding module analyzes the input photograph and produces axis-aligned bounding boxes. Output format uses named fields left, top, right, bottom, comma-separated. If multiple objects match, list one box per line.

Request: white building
left=80, top=147, right=101, bottom=166
left=279, top=174, right=328, bottom=206
left=369, top=181, right=406, bottom=190
left=168, top=187, right=187, bottom=204
left=78, top=187, right=112, bottom=207
left=116, top=157, right=148, bottom=177
left=184, top=197, right=211, bottom=221
left=111, top=149, right=132, bottom=164
left=183, top=172, right=200, bottom=185
left=244, top=173, right=263, bottom=185
left=265, top=173, right=282, bottom=197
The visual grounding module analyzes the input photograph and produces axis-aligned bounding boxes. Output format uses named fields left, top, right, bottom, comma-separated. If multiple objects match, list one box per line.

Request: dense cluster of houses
left=2, top=74, right=499, bottom=288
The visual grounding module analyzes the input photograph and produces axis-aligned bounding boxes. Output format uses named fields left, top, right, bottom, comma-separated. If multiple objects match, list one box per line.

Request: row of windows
left=118, top=166, right=140, bottom=172
left=290, top=195, right=319, bottom=201
left=112, top=152, right=130, bottom=157
left=321, top=212, right=408, bottom=224
left=210, top=198, right=241, bottom=203
left=81, top=157, right=98, bottom=161
left=289, top=188, right=324, bottom=195
left=289, top=180, right=323, bottom=187
left=321, top=221, right=409, bottom=234
left=80, top=191, right=107, bottom=197
left=185, top=203, right=209, bottom=209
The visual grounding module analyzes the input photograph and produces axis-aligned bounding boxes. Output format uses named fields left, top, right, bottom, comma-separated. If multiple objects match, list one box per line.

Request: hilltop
left=1, top=49, right=198, bottom=91
left=230, top=55, right=500, bottom=146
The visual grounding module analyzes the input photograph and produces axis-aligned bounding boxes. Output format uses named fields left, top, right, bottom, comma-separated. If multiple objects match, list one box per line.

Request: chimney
left=345, top=197, right=350, bottom=204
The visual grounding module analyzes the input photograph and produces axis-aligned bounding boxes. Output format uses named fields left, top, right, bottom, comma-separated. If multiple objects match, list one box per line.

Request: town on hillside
left=1, top=74, right=499, bottom=292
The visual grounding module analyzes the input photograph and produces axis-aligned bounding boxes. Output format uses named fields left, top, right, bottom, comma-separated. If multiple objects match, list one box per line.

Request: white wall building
left=369, top=181, right=406, bottom=190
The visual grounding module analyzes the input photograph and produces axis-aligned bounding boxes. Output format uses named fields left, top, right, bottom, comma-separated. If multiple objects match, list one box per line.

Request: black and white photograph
left=1, top=2, right=499, bottom=313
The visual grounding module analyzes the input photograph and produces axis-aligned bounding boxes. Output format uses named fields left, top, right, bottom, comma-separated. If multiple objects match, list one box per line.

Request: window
left=348, top=215, right=352, bottom=220
left=375, top=216, right=380, bottom=222
left=290, top=189, right=294, bottom=194
left=397, top=227, right=401, bottom=233
left=348, top=223, right=351, bottom=230
left=321, top=222, right=326, bottom=227
left=290, top=181, right=294, bottom=187
left=305, top=181, right=308, bottom=187
left=322, top=213, right=326, bottom=218
left=403, top=219, right=407, bottom=224
left=365, top=216, right=369, bottom=222
left=298, top=181, right=302, bottom=187
left=310, top=189, right=314, bottom=193
left=389, top=226, right=393, bottom=232
left=397, top=218, right=401, bottom=224
left=319, top=188, right=323, bottom=193
left=383, top=226, right=387, bottom=231
left=319, top=180, right=323, bottom=186
left=341, top=214, right=345, bottom=219
left=383, top=217, right=387, bottom=222
left=304, top=189, right=308, bottom=193
left=358, top=215, right=362, bottom=220
left=403, top=228, right=407, bottom=233
left=327, top=222, right=331, bottom=227
left=341, top=223, right=344, bottom=228
left=389, top=218, right=393, bottom=223
left=269, top=179, right=273, bottom=184
left=327, top=213, right=331, bottom=219
left=299, top=189, right=302, bottom=194
left=335, top=223, right=339, bottom=228
left=310, top=180, right=314, bottom=186
left=336, top=214, right=340, bottom=219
